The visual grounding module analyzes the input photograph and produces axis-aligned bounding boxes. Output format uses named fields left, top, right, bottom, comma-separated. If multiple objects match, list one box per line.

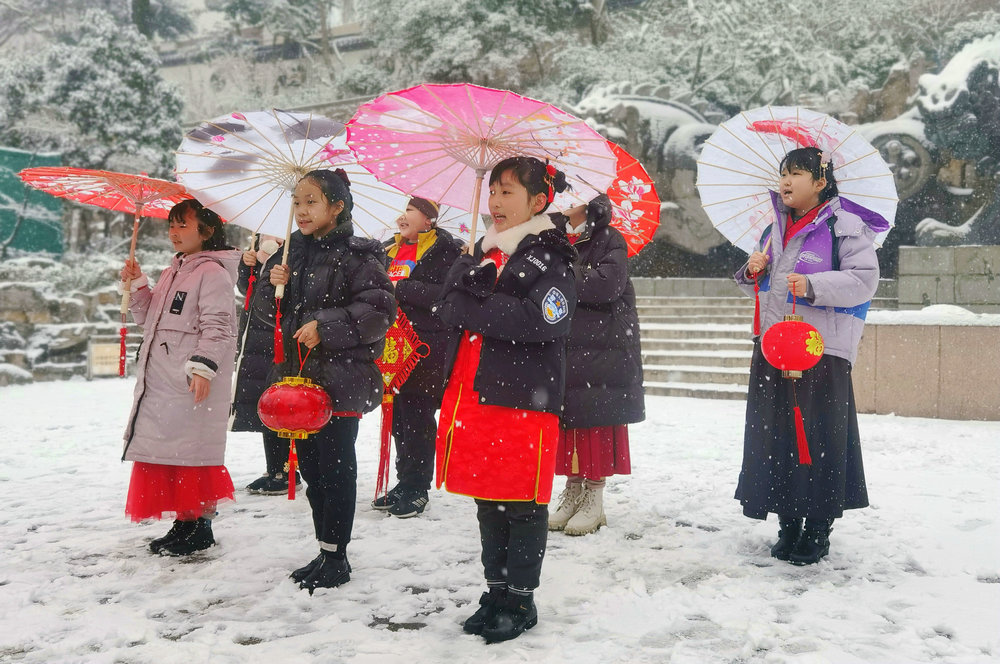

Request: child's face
left=293, top=178, right=343, bottom=237
left=396, top=204, right=432, bottom=242
left=779, top=166, right=826, bottom=214
left=169, top=209, right=210, bottom=255
left=488, top=170, right=547, bottom=233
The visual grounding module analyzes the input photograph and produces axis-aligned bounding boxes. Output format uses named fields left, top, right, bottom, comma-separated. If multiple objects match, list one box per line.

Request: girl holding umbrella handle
left=261, top=168, right=395, bottom=592
left=735, top=146, right=885, bottom=565
left=433, top=156, right=577, bottom=643
left=120, top=200, right=241, bottom=556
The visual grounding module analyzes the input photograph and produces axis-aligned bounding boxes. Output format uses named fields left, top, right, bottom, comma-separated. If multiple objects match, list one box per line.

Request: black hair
left=301, top=168, right=353, bottom=226
left=168, top=199, right=228, bottom=252
left=488, top=156, right=570, bottom=213
left=779, top=147, right=839, bottom=203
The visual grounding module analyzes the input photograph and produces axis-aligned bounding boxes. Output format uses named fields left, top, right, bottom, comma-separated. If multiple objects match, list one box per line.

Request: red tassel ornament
left=118, top=325, right=128, bottom=377
left=243, top=273, right=256, bottom=311
left=273, top=298, right=285, bottom=364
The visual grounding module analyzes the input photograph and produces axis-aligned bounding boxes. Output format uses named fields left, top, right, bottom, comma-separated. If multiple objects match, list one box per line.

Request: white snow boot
left=564, top=481, right=606, bottom=536
left=547, top=480, right=584, bottom=531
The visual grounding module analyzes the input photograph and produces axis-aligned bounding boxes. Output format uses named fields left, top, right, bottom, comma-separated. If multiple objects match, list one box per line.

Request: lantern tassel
left=273, top=298, right=285, bottom=364
left=243, top=273, right=256, bottom=311
left=376, top=394, right=394, bottom=501
left=792, top=385, right=812, bottom=465
left=570, top=432, right=580, bottom=475
left=118, top=325, right=128, bottom=377
left=287, top=439, right=298, bottom=500
left=752, top=272, right=761, bottom=336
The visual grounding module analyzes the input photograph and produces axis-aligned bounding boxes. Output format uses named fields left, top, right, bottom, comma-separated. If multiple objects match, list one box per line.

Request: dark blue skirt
left=735, top=341, right=869, bottom=520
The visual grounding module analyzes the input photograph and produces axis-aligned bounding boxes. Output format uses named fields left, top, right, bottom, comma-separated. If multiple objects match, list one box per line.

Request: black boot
left=290, top=552, right=325, bottom=583
left=299, top=553, right=351, bottom=594
left=160, top=518, right=215, bottom=556
left=789, top=518, right=833, bottom=565
left=462, top=587, right=505, bottom=635
left=770, top=516, right=803, bottom=561
left=481, top=592, right=538, bottom=644
left=149, top=520, right=194, bottom=554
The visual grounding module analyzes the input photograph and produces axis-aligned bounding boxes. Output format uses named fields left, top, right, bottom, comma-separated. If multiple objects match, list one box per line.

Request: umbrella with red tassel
left=760, top=292, right=825, bottom=465
left=372, top=308, right=429, bottom=502
left=17, top=167, right=192, bottom=376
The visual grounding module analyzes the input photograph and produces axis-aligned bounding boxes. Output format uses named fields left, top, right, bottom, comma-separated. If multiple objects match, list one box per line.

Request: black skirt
left=735, top=341, right=869, bottom=521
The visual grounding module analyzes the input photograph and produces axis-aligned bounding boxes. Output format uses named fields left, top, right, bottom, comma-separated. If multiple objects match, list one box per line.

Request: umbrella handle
left=276, top=201, right=295, bottom=299
left=119, top=210, right=143, bottom=315
left=465, top=169, right=487, bottom=254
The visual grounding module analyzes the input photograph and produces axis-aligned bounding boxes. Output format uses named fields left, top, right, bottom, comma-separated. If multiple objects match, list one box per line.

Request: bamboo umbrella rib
left=836, top=172, right=895, bottom=183
left=732, top=209, right=776, bottom=246
left=768, top=106, right=789, bottom=156
left=713, top=196, right=779, bottom=229
left=703, top=139, right=778, bottom=178
left=700, top=192, right=773, bottom=208
left=834, top=148, right=883, bottom=172
left=247, top=190, right=295, bottom=235
left=835, top=191, right=899, bottom=201
left=195, top=177, right=285, bottom=216
left=695, top=182, right=774, bottom=189
left=827, top=127, right=857, bottom=156
left=435, top=162, right=478, bottom=208
left=420, top=84, right=492, bottom=138
left=742, top=109, right=784, bottom=165
left=389, top=90, right=478, bottom=136
left=722, top=119, right=783, bottom=174
left=696, top=160, right=779, bottom=184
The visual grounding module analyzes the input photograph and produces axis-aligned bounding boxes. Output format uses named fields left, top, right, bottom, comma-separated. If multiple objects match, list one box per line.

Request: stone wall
left=897, top=245, right=1000, bottom=313
left=853, top=322, right=1000, bottom=421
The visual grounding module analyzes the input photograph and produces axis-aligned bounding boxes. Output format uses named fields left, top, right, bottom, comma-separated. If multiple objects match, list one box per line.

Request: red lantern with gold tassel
left=373, top=309, right=429, bottom=502
left=257, top=376, right=333, bottom=499
left=761, top=314, right=824, bottom=465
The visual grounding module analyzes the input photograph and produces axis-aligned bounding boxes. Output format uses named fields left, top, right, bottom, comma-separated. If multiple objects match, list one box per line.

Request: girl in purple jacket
left=120, top=200, right=240, bottom=556
left=734, top=147, right=888, bottom=566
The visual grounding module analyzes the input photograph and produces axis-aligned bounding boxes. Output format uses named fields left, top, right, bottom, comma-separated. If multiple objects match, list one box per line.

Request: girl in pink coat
left=120, top=200, right=240, bottom=556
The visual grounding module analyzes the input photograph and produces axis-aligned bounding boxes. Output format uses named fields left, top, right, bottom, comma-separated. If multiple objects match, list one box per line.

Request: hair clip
left=544, top=163, right=557, bottom=203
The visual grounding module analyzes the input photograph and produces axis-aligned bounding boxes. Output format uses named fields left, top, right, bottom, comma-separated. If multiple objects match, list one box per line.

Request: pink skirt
left=125, top=462, right=235, bottom=522
left=555, top=425, right=631, bottom=480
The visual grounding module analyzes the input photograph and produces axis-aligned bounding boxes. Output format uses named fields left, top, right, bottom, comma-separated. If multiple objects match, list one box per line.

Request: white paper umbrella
left=175, top=109, right=409, bottom=240
left=696, top=106, right=898, bottom=253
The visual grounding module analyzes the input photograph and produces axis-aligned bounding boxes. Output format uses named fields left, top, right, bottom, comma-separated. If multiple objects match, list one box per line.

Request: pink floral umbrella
left=345, top=83, right=617, bottom=246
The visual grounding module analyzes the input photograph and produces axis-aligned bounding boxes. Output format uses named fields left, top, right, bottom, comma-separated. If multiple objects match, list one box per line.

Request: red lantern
left=257, top=376, right=333, bottom=499
left=761, top=316, right=824, bottom=378
left=760, top=315, right=825, bottom=466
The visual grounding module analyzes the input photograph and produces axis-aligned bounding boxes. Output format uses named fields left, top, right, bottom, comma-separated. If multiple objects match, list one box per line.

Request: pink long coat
left=122, top=250, right=240, bottom=467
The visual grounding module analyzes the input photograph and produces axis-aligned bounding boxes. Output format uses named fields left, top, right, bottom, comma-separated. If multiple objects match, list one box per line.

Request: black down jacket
left=551, top=195, right=645, bottom=428
left=433, top=217, right=578, bottom=415
left=256, top=222, right=395, bottom=414
left=230, top=250, right=283, bottom=432
left=383, top=227, right=463, bottom=399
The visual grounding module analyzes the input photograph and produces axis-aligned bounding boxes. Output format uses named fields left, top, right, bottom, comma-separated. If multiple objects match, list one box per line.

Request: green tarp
left=0, top=147, right=63, bottom=258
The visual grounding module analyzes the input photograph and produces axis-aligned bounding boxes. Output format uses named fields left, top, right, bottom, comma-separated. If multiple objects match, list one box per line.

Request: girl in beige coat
left=120, top=200, right=240, bottom=556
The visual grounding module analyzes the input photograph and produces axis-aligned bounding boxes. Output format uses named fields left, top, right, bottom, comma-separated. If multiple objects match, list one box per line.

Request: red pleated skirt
left=125, top=462, right=235, bottom=522
left=554, top=425, right=632, bottom=480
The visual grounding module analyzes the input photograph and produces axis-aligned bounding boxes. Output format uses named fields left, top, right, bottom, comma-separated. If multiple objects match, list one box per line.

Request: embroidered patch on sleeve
left=542, top=287, right=569, bottom=324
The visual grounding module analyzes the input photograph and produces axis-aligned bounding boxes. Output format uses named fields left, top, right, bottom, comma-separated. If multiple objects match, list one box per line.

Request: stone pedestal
left=897, top=246, right=1000, bottom=313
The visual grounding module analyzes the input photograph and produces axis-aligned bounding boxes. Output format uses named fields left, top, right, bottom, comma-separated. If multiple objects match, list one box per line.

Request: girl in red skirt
left=549, top=194, right=645, bottom=535
left=434, top=156, right=577, bottom=643
left=120, top=200, right=240, bottom=555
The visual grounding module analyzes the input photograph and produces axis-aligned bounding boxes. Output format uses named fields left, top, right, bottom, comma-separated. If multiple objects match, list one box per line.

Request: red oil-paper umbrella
left=17, top=167, right=192, bottom=376
left=373, top=308, right=429, bottom=501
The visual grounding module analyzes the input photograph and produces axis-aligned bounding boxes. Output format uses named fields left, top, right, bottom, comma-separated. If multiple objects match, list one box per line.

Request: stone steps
left=634, top=278, right=898, bottom=401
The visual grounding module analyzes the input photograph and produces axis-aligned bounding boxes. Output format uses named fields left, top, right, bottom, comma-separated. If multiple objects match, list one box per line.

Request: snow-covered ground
left=1, top=379, right=997, bottom=663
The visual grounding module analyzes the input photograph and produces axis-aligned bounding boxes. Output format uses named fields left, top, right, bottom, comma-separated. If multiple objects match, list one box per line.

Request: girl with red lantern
left=375, top=197, right=462, bottom=518
left=548, top=194, right=644, bottom=536
left=120, top=199, right=240, bottom=556
left=433, top=156, right=577, bottom=643
left=735, top=146, right=889, bottom=565
left=261, top=169, right=395, bottom=592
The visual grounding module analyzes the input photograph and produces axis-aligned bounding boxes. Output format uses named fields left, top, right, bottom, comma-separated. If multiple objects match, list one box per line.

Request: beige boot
left=547, top=480, right=584, bottom=531
left=564, top=482, right=606, bottom=536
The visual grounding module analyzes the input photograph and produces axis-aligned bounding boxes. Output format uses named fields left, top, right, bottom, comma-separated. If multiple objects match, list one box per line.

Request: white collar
left=481, top=214, right=555, bottom=256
